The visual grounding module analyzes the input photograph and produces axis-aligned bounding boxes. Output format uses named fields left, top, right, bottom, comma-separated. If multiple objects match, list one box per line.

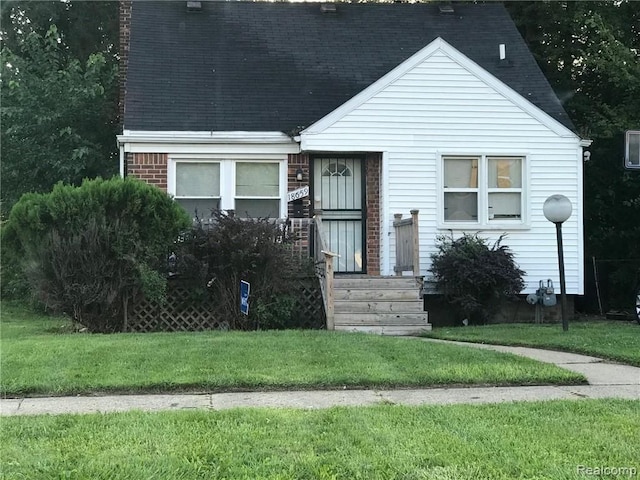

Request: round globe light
left=543, top=194, right=572, bottom=224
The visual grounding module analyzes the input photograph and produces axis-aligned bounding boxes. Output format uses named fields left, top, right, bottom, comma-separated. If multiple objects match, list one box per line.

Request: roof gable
left=303, top=37, right=576, bottom=138
left=124, top=1, right=574, bottom=133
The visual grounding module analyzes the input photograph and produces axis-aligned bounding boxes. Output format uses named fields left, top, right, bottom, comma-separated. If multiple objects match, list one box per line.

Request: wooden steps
left=332, top=276, right=431, bottom=336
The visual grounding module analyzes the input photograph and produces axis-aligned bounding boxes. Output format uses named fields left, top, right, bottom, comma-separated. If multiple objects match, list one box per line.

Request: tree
left=0, top=1, right=118, bottom=63
left=1, top=25, right=118, bottom=215
left=0, top=1, right=119, bottom=216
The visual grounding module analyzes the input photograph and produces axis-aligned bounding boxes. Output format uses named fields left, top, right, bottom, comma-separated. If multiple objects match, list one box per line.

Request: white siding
left=302, top=49, right=584, bottom=294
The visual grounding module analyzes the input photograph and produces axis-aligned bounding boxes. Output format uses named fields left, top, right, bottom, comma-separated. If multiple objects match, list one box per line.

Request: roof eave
left=117, top=130, right=297, bottom=146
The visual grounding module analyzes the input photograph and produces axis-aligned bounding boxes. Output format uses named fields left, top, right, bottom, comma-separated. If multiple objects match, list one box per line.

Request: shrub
left=0, top=224, right=31, bottom=301
left=429, top=233, right=525, bottom=324
left=3, top=177, right=190, bottom=332
left=173, top=210, right=314, bottom=330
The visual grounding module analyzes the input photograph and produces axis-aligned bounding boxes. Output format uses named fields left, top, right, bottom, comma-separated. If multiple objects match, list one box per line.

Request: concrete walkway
left=2, top=341, right=638, bottom=416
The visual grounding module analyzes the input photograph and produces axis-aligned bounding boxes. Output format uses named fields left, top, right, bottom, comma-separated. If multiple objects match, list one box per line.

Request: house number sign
left=287, top=185, right=310, bottom=202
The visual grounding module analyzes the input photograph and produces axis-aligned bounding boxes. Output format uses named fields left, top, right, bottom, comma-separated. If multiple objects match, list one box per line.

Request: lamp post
left=543, top=194, right=572, bottom=332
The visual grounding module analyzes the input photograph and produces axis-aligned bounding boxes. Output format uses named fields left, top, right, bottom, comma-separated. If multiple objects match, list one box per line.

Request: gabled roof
left=124, top=1, right=575, bottom=133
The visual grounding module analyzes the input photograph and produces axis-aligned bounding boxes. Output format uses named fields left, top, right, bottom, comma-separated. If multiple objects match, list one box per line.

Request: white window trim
left=437, top=152, right=530, bottom=230
left=168, top=155, right=288, bottom=219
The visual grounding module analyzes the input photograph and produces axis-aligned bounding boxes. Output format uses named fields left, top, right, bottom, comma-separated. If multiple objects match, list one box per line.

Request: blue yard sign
left=240, top=280, right=250, bottom=315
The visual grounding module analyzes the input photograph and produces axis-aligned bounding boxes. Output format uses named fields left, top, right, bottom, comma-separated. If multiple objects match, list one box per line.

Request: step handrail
left=312, top=213, right=338, bottom=330
left=393, top=209, right=420, bottom=277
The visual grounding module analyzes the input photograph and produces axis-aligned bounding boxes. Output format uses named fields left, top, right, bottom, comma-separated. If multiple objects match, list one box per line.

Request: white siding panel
left=303, top=48, right=583, bottom=294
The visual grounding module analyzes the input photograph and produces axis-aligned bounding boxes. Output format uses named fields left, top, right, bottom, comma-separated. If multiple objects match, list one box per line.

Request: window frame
left=170, top=159, right=223, bottom=223
left=438, top=153, right=529, bottom=230
left=168, top=155, right=287, bottom=221
left=233, top=160, right=283, bottom=218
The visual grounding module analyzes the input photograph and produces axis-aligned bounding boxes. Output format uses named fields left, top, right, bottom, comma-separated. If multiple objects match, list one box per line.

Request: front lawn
left=1, top=399, right=638, bottom=479
left=0, top=302, right=584, bottom=397
left=424, top=320, right=640, bottom=366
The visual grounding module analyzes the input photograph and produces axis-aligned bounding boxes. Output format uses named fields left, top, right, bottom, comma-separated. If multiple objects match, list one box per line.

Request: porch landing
left=333, top=276, right=431, bottom=336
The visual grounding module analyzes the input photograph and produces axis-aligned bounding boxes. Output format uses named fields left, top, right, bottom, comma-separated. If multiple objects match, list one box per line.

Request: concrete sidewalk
left=422, top=338, right=640, bottom=387
left=2, top=341, right=638, bottom=416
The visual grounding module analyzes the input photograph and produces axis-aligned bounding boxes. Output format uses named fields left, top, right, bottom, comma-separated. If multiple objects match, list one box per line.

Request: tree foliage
left=507, top=1, right=640, bottom=306
left=0, top=0, right=118, bottom=62
left=0, top=3, right=119, bottom=216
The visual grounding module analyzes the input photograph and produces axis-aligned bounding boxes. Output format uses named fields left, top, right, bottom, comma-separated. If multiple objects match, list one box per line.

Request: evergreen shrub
left=3, top=177, right=190, bottom=331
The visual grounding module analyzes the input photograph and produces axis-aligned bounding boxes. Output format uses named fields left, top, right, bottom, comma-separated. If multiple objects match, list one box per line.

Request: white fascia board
left=301, top=37, right=579, bottom=141
left=117, top=130, right=300, bottom=154
left=118, top=130, right=300, bottom=147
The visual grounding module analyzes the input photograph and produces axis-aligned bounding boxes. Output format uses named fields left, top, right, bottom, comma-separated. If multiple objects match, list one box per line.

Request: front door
left=313, top=156, right=365, bottom=273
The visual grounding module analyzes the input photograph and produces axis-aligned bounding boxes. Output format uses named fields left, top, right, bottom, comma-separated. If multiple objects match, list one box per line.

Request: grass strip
left=1, top=399, right=638, bottom=479
left=424, top=320, right=640, bottom=366
left=1, top=302, right=584, bottom=397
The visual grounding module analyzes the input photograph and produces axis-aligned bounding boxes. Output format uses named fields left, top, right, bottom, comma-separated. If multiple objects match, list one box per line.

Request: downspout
left=382, top=151, right=390, bottom=276
left=119, top=142, right=126, bottom=178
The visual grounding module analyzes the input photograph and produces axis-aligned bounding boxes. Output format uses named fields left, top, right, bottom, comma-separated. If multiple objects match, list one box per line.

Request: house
left=118, top=1, right=591, bottom=332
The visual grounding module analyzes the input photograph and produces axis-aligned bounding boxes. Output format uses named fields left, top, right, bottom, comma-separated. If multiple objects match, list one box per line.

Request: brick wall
left=127, top=153, right=168, bottom=191
left=287, top=154, right=312, bottom=255
left=119, top=0, right=132, bottom=128
left=365, top=153, right=381, bottom=275
left=287, top=154, right=311, bottom=219
left=127, top=150, right=381, bottom=273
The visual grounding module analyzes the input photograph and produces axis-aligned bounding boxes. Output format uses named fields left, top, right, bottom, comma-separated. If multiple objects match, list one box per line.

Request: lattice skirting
left=128, top=278, right=325, bottom=332
left=290, top=279, right=325, bottom=329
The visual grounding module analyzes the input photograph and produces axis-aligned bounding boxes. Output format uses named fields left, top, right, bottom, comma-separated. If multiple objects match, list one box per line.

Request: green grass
left=424, top=320, right=640, bottom=366
left=1, top=400, right=638, bottom=479
left=0, top=302, right=584, bottom=397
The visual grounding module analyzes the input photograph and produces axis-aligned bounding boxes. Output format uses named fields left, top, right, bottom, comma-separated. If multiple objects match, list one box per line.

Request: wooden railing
left=312, top=213, right=338, bottom=330
left=393, top=209, right=420, bottom=277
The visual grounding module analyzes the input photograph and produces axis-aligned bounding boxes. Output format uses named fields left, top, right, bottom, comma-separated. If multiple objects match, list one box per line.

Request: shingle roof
left=124, top=1, right=575, bottom=133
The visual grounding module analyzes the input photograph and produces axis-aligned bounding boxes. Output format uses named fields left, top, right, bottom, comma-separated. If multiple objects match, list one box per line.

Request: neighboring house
left=118, top=1, right=590, bottom=316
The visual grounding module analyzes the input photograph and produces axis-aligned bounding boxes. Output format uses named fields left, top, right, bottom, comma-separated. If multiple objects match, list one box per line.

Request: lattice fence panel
left=129, top=277, right=325, bottom=332
left=129, top=286, right=226, bottom=332
left=290, top=278, right=325, bottom=329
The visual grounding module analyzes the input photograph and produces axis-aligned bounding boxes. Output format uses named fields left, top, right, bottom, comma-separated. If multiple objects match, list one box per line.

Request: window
left=442, top=155, right=524, bottom=226
left=487, top=156, right=522, bottom=220
left=235, top=162, right=280, bottom=218
left=174, top=162, right=220, bottom=221
left=625, top=130, right=640, bottom=169
left=322, top=162, right=352, bottom=177
left=443, top=157, right=478, bottom=221
left=169, top=159, right=283, bottom=221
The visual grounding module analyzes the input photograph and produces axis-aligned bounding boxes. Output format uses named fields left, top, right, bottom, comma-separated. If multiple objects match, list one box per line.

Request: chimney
left=119, top=0, right=132, bottom=131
